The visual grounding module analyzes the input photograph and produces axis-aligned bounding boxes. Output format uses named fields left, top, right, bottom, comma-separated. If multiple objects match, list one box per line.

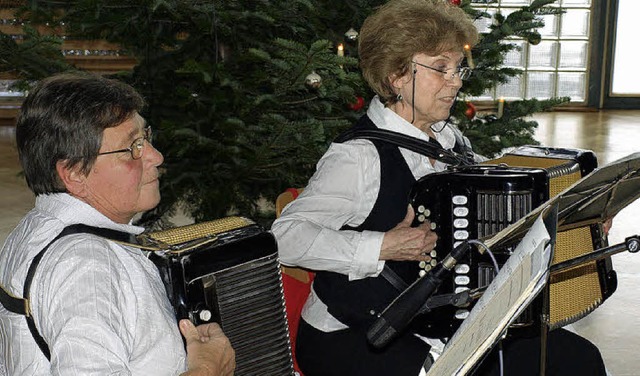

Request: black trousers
left=472, top=328, right=607, bottom=376
left=297, top=319, right=606, bottom=376
left=296, top=319, right=430, bottom=376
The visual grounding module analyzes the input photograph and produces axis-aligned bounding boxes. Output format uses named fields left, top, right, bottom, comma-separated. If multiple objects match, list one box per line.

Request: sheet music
left=424, top=214, right=553, bottom=376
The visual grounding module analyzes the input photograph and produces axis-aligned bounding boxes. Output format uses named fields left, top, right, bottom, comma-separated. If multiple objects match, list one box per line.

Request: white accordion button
left=455, top=309, right=470, bottom=320
left=430, top=250, right=437, bottom=258
left=454, top=275, right=470, bottom=285
left=453, top=218, right=469, bottom=228
left=453, top=207, right=469, bottom=217
left=455, top=286, right=470, bottom=294
left=419, top=270, right=427, bottom=277
left=419, top=261, right=427, bottom=268
left=418, top=214, right=426, bottom=223
left=430, top=222, right=437, bottom=230
left=454, top=230, right=469, bottom=240
left=455, top=264, right=470, bottom=274
left=452, top=195, right=468, bottom=205
left=417, top=205, right=425, bottom=213
left=199, top=309, right=212, bottom=322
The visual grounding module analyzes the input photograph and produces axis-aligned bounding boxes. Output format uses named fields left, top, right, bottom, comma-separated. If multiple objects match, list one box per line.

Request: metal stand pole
left=539, top=280, right=550, bottom=376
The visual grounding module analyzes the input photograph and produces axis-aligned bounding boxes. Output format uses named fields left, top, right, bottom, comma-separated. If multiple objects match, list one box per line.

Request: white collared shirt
left=0, top=193, right=186, bottom=375
left=271, top=96, right=457, bottom=332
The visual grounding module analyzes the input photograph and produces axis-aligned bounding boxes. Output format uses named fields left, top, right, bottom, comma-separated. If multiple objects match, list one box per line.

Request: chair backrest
left=276, top=188, right=303, bottom=216
left=276, top=188, right=313, bottom=376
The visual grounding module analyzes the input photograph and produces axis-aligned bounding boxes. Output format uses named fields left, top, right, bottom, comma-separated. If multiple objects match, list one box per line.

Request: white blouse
left=271, top=96, right=457, bottom=332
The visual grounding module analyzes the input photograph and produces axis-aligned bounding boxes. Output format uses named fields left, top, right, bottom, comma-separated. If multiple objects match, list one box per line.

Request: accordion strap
left=334, top=128, right=472, bottom=166
left=0, top=224, right=134, bottom=361
left=380, top=266, right=409, bottom=292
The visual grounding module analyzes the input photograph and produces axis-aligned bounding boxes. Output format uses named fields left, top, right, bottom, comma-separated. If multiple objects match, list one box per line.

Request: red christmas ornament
left=348, top=96, right=365, bottom=111
left=450, top=0, right=461, bottom=6
left=464, top=102, right=476, bottom=120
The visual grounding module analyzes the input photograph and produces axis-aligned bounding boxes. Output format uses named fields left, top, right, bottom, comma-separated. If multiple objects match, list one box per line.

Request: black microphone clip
left=366, top=241, right=471, bottom=349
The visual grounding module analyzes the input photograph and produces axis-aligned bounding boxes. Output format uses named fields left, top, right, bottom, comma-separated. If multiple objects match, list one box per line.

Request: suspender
left=0, top=224, right=135, bottom=360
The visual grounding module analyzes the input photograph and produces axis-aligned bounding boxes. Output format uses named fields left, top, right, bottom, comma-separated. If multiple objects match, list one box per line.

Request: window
left=471, top=0, right=592, bottom=103
left=611, top=0, right=640, bottom=95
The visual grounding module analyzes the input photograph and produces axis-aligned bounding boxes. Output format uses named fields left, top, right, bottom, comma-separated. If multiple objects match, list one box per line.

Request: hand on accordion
left=179, top=319, right=236, bottom=376
left=380, top=205, right=438, bottom=262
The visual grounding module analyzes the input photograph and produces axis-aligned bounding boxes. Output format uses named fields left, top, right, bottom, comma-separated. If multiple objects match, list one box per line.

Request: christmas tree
left=0, top=0, right=569, bottom=226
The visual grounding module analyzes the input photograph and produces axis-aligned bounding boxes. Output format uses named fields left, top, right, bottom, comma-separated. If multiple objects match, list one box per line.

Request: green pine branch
left=7, top=0, right=573, bottom=227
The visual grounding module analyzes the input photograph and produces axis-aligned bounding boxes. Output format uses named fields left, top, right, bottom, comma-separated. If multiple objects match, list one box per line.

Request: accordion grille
left=476, top=191, right=533, bottom=238
left=486, top=153, right=606, bottom=328
left=213, top=253, right=294, bottom=376
left=148, top=216, right=253, bottom=245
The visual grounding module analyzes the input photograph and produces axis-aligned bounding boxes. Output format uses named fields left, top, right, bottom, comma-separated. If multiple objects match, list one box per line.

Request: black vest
left=313, top=115, right=423, bottom=332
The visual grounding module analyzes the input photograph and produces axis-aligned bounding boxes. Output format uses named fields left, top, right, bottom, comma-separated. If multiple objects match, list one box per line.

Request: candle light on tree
left=497, top=97, right=505, bottom=118
left=464, top=44, right=474, bottom=69
left=337, top=43, right=344, bottom=68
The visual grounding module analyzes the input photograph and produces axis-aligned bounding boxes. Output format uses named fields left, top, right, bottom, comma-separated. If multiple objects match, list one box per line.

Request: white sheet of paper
left=424, top=214, right=552, bottom=376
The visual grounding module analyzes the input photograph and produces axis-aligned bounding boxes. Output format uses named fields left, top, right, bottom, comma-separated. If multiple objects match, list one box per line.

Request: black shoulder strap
left=449, top=123, right=480, bottom=164
left=380, top=266, right=409, bottom=292
left=0, top=224, right=134, bottom=360
left=334, top=128, right=473, bottom=166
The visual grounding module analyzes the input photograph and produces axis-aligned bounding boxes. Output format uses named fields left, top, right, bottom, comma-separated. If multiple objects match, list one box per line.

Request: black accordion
left=409, top=146, right=617, bottom=338
left=141, top=217, right=294, bottom=376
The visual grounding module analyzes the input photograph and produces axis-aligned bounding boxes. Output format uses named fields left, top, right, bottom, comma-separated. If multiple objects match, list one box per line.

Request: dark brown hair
left=16, top=72, right=145, bottom=195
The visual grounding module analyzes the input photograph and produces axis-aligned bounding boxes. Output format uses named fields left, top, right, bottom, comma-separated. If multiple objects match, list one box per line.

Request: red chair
left=276, top=188, right=314, bottom=376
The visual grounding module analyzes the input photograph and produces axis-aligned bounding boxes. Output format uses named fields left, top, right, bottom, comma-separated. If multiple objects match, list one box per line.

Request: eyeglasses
left=412, top=61, right=472, bottom=81
left=97, top=127, right=152, bottom=160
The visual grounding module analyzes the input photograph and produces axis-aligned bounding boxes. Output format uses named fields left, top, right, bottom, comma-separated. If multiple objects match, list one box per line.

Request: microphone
left=367, top=241, right=471, bottom=349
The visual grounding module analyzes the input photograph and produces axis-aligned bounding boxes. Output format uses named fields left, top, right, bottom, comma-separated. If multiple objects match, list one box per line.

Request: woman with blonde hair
left=272, top=1, right=606, bottom=375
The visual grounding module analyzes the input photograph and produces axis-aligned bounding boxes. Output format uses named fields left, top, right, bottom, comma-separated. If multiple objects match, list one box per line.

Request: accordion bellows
left=145, top=217, right=295, bottom=376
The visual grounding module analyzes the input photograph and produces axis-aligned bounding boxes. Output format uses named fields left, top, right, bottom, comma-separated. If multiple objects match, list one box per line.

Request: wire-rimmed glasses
left=97, top=127, right=152, bottom=160
left=412, top=61, right=472, bottom=81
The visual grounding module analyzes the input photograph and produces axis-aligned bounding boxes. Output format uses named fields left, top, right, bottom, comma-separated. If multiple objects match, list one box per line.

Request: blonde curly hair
left=359, top=0, right=479, bottom=104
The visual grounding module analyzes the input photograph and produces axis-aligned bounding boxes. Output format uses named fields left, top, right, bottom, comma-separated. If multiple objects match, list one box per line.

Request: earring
left=396, top=93, right=403, bottom=101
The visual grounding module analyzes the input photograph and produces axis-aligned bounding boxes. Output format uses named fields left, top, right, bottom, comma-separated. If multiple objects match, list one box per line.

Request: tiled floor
left=1, top=110, right=639, bottom=375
